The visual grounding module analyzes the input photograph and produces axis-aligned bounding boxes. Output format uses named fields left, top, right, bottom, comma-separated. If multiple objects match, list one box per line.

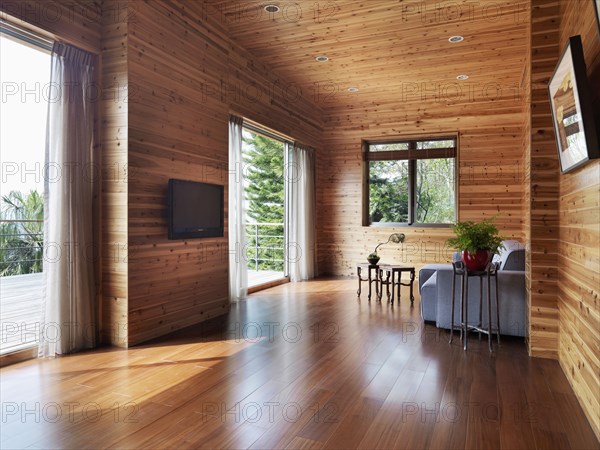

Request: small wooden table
left=356, top=263, right=380, bottom=300
left=377, top=264, right=416, bottom=305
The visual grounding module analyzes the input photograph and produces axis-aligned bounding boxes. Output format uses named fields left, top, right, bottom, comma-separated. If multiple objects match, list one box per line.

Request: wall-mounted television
left=167, top=179, right=224, bottom=239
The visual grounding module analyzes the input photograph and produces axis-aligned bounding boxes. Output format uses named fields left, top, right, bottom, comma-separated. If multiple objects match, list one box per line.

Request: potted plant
left=368, top=233, right=405, bottom=265
left=447, top=218, right=504, bottom=272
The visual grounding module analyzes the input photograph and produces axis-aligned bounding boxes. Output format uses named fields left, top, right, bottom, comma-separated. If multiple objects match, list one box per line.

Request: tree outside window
left=365, top=137, right=457, bottom=226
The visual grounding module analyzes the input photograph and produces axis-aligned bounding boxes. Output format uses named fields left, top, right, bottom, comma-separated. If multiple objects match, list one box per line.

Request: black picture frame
left=548, top=35, right=599, bottom=173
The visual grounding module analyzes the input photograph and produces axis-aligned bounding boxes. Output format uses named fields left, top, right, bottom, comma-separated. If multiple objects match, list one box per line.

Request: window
left=364, top=137, right=457, bottom=226
left=0, top=22, right=52, bottom=355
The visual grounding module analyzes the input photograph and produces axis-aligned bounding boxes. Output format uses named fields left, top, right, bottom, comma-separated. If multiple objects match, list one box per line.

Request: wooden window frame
left=362, top=135, right=458, bottom=227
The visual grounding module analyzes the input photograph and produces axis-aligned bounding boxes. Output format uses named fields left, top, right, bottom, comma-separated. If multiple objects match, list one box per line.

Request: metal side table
left=449, top=260, right=500, bottom=351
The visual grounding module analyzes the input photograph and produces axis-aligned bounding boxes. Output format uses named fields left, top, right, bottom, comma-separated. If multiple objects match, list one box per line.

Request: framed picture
left=595, top=0, right=600, bottom=36
left=548, top=35, right=599, bottom=173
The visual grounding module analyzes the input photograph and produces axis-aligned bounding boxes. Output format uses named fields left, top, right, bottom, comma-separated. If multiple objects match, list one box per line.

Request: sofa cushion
left=493, top=240, right=525, bottom=271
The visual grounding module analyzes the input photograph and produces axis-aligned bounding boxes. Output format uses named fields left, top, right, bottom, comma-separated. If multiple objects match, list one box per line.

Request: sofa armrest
left=418, top=264, right=451, bottom=293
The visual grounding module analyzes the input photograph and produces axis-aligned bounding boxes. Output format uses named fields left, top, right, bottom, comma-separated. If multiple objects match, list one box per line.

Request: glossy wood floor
left=1, top=279, right=598, bottom=449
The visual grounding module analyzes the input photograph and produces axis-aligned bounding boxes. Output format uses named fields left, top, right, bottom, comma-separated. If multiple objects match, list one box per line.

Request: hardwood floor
left=1, top=278, right=597, bottom=449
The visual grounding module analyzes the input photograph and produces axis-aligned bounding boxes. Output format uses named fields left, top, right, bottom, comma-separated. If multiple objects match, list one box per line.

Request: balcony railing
left=0, top=219, right=44, bottom=354
left=0, top=219, right=44, bottom=277
left=245, top=222, right=285, bottom=272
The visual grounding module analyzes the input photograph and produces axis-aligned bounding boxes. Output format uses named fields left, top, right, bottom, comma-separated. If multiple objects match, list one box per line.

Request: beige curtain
left=228, top=115, right=248, bottom=302
left=39, top=43, right=96, bottom=356
left=289, top=142, right=316, bottom=281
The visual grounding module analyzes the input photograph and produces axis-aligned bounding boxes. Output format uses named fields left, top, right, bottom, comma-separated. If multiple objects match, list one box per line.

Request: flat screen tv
left=168, top=179, right=224, bottom=239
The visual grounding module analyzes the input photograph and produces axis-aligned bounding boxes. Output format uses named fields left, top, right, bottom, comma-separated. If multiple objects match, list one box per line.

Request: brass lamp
left=367, top=233, right=406, bottom=265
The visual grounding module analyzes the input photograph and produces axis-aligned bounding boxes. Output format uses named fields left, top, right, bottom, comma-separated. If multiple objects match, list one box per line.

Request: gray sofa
left=419, top=240, right=527, bottom=337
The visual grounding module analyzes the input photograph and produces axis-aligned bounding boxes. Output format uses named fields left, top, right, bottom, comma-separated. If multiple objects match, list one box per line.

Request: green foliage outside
left=0, top=190, right=44, bottom=276
left=415, top=158, right=455, bottom=223
left=243, top=131, right=285, bottom=272
left=369, top=160, right=409, bottom=223
left=369, top=140, right=455, bottom=224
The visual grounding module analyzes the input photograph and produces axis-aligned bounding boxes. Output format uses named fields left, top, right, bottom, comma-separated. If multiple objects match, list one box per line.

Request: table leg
left=450, top=269, right=456, bottom=344
left=478, top=277, right=483, bottom=341
left=495, top=272, right=501, bottom=345
left=367, top=267, right=372, bottom=301
left=381, top=270, right=390, bottom=303
left=385, top=270, right=394, bottom=306
left=378, top=270, right=384, bottom=302
left=375, top=269, right=380, bottom=301
left=487, top=271, right=493, bottom=352
left=409, top=269, right=415, bottom=305
left=357, top=267, right=362, bottom=296
left=464, top=273, right=469, bottom=351
left=396, top=271, right=401, bottom=305
left=459, top=274, right=465, bottom=342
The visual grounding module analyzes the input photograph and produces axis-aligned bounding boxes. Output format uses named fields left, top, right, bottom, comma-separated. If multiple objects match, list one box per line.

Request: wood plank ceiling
left=214, top=0, right=530, bottom=112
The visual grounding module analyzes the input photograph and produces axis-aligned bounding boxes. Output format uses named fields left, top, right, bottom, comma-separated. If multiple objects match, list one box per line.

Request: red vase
left=462, top=249, right=491, bottom=272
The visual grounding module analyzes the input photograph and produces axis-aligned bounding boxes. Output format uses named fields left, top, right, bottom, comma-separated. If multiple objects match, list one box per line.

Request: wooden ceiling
left=214, top=0, right=530, bottom=112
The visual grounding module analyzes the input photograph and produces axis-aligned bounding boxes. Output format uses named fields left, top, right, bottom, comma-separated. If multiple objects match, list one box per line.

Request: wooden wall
left=318, top=100, right=528, bottom=275
left=526, top=0, right=561, bottom=359
left=317, top=81, right=529, bottom=274
left=1, top=0, right=323, bottom=347
left=0, top=0, right=102, bottom=53
left=521, top=12, right=532, bottom=355
left=100, top=0, right=128, bottom=346
left=556, top=0, right=600, bottom=439
left=124, top=0, right=323, bottom=345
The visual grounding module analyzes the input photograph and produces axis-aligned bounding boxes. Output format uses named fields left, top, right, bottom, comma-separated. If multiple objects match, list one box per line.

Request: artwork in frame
left=595, top=0, right=600, bottom=36
left=548, top=35, right=599, bottom=173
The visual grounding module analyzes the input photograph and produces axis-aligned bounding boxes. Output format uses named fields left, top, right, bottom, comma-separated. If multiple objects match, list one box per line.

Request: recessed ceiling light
left=456, top=74, right=469, bottom=80
left=264, top=4, right=280, bottom=13
left=348, top=87, right=359, bottom=93
left=315, top=55, right=329, bottom=62
left=449, top=36, right=464, bottom=43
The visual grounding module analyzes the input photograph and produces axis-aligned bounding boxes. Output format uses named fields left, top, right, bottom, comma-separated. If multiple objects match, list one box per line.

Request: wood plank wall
left=0, top=0, right=102, bottom=53
left=1, top=0, right=324, bottom=347
left=317, top=61, right=530, bottom=274
left=521, top=16, right=532, bottom=354
left=527, top=0, right=561, bottom=359
left=318, top=100, right=528, bottom=275
left=556, top=0, right=600, bottom=439
left=124, top=0, right=323, bottom=345
left=100, top=0, right=128, bottom=346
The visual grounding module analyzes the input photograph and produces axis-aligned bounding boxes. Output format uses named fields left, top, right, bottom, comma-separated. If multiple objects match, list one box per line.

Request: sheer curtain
left=289, top=142, right=316, bottom=281
left=39, top=43, right=96, bottom=357
left=228, top=115, right=248, bottom=302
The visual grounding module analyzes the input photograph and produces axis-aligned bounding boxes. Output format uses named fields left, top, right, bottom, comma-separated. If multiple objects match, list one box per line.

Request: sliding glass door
left=241, top=124, right=290, bottom=288
left=0, top=26, right=51, bottom=355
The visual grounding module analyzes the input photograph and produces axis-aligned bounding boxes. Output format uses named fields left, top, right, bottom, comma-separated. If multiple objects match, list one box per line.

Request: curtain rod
left=0, top=19, right=53, bottom=51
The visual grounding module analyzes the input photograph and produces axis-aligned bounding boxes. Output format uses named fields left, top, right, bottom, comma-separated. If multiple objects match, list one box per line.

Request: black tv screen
left=168, top=179, right=224, bottom=239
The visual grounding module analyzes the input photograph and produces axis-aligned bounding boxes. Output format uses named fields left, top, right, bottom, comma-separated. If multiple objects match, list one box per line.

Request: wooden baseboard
left=0, top=346, right=37, bottom=367
left=248, top=277, right=290, bottom=294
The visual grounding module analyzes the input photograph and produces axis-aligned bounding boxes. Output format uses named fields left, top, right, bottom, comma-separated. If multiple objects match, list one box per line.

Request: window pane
left=417, top=140, right=455, bottom=149
left=369, top=143, right=409, bottom=152
left=242, top=129, right=285, bottom=275
left=416, top=158, right=455, bottom=223
left=369, top=160, right=409, bottom=223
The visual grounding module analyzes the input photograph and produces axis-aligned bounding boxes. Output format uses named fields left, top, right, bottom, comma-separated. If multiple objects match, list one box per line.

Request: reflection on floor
left=0, top=278, right=597, bottom=449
